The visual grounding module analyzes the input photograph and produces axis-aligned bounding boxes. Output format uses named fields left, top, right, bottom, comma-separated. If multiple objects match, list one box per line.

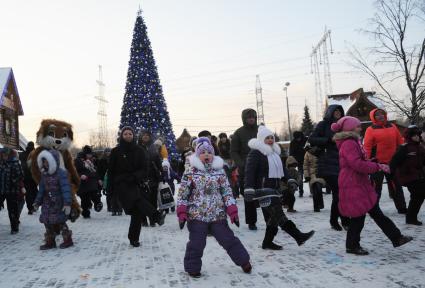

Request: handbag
left=157, top=181, right=175, bottom=209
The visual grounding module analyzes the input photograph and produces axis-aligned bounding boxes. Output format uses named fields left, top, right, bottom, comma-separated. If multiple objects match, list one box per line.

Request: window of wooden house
left=4, top=117, right=12, bottom=136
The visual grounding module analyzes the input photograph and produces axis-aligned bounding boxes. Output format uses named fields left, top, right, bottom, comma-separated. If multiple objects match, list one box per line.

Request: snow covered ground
left=1, top=185, right=424, bottom=288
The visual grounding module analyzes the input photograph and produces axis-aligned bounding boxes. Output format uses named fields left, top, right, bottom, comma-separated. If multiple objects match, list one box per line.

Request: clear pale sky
left=1, top=0, right=419, bottom=146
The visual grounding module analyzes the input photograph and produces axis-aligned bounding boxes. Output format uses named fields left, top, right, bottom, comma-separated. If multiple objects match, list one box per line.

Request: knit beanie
left=331, top=116, right=361, bottom=133
left=257, top=125, right=274, bottom=142
left=195, top=137, right=214, bottom=156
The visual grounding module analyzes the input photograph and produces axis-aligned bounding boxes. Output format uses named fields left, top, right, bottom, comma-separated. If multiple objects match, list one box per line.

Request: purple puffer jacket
left=335, top=132, right=381, bottom=217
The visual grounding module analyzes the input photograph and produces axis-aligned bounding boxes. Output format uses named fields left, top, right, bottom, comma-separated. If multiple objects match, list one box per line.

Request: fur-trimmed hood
left=37, top=149, right=60, bottom=175
left=333, top=131, right=361, bottom=149
left=333, top=131, right=360, bottom=141
left=189, top=154, right=224, bottom=171
left=248, top=138, right=281, bottom=156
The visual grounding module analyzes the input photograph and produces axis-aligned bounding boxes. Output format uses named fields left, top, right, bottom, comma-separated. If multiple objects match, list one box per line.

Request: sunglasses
left=265, top=136, right=274, bottom=140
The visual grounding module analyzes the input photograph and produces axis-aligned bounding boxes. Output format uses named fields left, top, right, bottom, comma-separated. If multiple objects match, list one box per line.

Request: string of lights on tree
left=120, top=9, right=178, bottom=160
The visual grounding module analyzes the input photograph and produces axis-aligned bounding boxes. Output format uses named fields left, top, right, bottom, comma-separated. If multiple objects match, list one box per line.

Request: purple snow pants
left=184, top=220, right=250, bottom=273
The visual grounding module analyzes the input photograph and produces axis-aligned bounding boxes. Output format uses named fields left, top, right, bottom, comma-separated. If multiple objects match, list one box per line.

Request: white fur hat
left=257, top=125, right=274, bottom=142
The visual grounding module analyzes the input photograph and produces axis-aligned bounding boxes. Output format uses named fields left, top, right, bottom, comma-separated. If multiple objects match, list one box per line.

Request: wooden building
left=327, top=88, right=405, bottom=135
left=0, top=68, right=24, bottom=149
left=327, top=88, right=384, bottom=122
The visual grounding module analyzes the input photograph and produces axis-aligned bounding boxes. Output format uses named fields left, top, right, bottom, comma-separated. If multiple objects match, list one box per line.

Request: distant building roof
left=327, top=88, right=384, bottom=115
left=0, top=67, right=24, bottom=115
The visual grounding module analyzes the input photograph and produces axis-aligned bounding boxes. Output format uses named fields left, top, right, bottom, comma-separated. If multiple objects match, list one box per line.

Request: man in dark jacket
left=75, top=145, right=102, bottom=218
left=309, top=104, right=349, bottom=231
left=19, top=141, right=38, bottom=214
left=289, top=131, right=307, bottom=197
left=231, top=108, right=259, bottom=230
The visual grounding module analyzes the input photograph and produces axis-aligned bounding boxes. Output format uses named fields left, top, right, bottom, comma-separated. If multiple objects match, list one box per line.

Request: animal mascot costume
left=30, top=119, right=81, bottom=221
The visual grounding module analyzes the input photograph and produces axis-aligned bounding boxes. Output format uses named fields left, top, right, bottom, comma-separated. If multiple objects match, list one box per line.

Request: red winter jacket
left=363, top=109, right=404, bottom=164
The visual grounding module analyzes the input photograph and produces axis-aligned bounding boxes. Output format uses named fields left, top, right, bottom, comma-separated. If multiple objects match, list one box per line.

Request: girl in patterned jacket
left=176, top=137, right=251, bottom=278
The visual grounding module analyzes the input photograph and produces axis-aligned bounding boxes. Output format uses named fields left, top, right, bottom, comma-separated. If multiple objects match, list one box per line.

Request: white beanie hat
left=257, top=125, right=274, bottom=142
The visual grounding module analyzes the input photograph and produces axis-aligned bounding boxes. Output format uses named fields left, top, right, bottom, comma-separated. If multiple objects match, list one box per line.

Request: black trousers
left=346, top=203, right=401, bottom=249
left=128, top=197, right=156, bottom=242
left=79, top=190, right=102, bottom=217
left=372, top=171, right=407, bottom=212
left=312, top=182, right=324, bottom=210
left=111, top=192, right=123, bottom=213
left=406, top=180, right=425, bottom=222
left=0, top=194, right=19, bottom=230
left=323, top=176, right=349, bottom=226
left=24, top=180, right=38, bottom=212
left=239, top=172, right=259, bottom=225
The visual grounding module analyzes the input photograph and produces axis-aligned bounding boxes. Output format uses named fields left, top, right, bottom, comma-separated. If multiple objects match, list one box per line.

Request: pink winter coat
left=335, top=132, right=381, bottom=217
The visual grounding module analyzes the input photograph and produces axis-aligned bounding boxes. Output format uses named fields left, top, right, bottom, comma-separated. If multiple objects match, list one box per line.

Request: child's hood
left=37, top=149, right=61, bottom=175
left=189, top=154, right=224, bottom=171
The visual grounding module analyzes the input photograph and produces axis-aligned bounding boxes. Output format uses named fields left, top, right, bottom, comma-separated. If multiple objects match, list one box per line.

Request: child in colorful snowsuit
left=33, top=149, right=74, bottom=250
left=331, top=116, right=412, bottom=255
left=177, top=137, right=251, bottom=278
left=303, top=143, right=325, bottom=212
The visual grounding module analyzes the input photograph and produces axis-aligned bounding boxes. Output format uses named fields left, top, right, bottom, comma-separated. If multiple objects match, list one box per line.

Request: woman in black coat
left=309, top=104, right=349, bottom=231
left=108, top=126, right=166, bottom=247
left=244, top=126, right=314, bottom=250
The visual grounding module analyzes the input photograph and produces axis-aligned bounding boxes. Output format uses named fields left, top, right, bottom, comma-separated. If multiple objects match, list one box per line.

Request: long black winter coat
left=231, top=109, right=258, bottom=172
left=308, top=104, right=345, bottom=177
left=75, top=154, right=99, bottom=194
left=108, top=142, right=149, bottom=215
left=244, top=149, right=290, bottom=190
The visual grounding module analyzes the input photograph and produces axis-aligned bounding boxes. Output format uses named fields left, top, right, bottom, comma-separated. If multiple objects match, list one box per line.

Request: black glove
left=304, top=177, right=311, bottom=183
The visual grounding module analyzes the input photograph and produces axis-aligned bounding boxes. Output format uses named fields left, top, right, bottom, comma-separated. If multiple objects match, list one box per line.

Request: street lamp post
left=284, top=82, right=292, bottom=141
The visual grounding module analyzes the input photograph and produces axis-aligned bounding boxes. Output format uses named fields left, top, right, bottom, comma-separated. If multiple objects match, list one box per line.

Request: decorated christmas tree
left=301, top=105, right=314, bottom=136
left=120, top=9, right=178, bottom=159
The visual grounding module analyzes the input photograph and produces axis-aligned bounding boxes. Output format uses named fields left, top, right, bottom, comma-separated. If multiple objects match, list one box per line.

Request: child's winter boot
left=40, top=233, right=57, bottom=250
left=241, top=262, right=252, bottom=274
left=59, top=230, right=74, bottom=249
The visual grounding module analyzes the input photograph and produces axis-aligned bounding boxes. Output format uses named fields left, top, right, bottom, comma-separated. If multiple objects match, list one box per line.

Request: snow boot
left=40, top=233, right=57, bottom=250
left=188, top=272, right=201, bottom=278
left=82, top=209, right=90, bottom=219
left=281, top=220, right=315, bottom=246
left=248, top=224, right=257, bottom=231
left=262, top=226, right=282, bottom=250
left=241, top=262, right=252, bottom=274
left=346, top=246, right=369, bottom=255
left=59, top=230, right=74, bottom=249
left=392, top=235, right=413, bottom=248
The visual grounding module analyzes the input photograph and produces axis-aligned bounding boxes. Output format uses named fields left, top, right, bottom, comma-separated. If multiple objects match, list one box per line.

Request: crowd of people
left=0, top=105, right=424, bottom=278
